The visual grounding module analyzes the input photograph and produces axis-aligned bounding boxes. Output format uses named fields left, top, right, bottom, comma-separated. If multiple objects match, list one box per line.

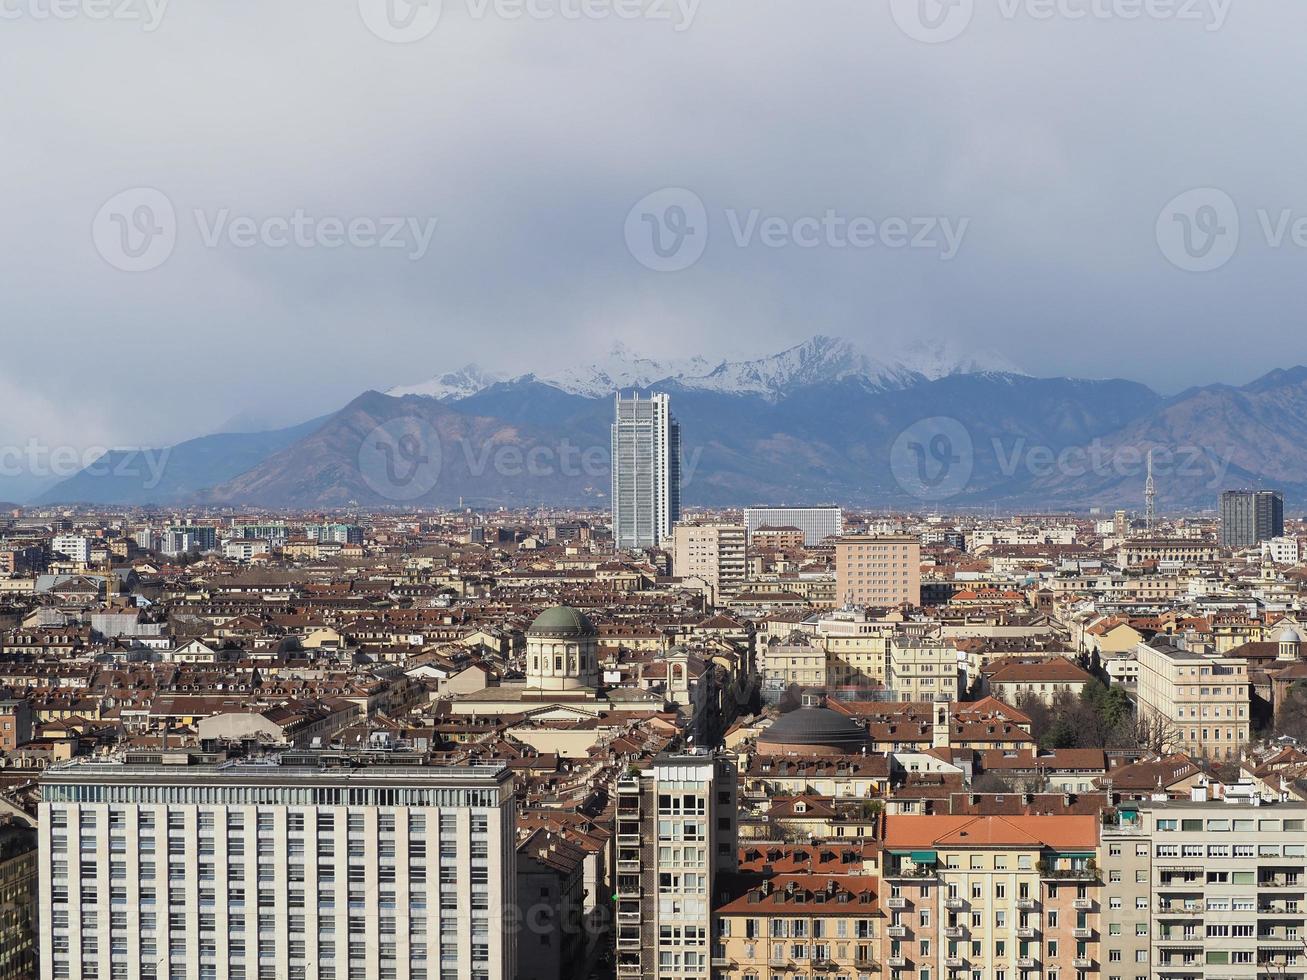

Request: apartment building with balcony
left=1104, top=797, right=1307, bottom=980
left=37, top=751, right=517, bottom=980
left=614, top=752, right=739, bottom=980
left=881, top=815, right=1101, bottom=980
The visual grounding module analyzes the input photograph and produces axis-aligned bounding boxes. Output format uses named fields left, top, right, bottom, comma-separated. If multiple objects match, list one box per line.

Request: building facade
left=1134, top=639, right=1250, bottom=760
left=834, top=536, right=922, bottom=609
left=611, top=393, right=681, bottom=550
left=38, top=753, right=517, bottom=980
left=744, top=508, right=843, bottom=547
left=672, top=522, right=747, bottom=598
left=0, top=819, right=37, bottom=980
left=615, top=752, right=738, bottom=980
left=1220, top=490, right=1285, bottom=550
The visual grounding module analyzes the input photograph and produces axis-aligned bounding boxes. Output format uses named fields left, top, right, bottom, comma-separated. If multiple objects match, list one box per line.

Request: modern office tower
left=1220, top=489, right=1285, bottom=549
left=671, top=522, right=746, bottom=597
left=833, top=535, right=922, bottom=608
left=1134, top=637, right=1250, bottom=761
left=611, top=393, right=680, bottom=550
left=743, top=507, right=843, bottom=547
left=0, top=818, right=37, bottom=980
left=614, top=752, right=738, bottom=980
left=1105, top=796, right=1307, bottom=980
left=881, top=814, right=1102, bottom=980
left=38, top=752, right=516, bottom=980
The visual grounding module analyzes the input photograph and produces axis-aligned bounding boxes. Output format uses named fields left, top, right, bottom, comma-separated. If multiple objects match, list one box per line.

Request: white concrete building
left=38, top=753, right=516, bottom=980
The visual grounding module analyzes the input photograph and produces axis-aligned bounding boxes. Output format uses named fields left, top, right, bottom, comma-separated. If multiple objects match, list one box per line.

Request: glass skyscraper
left=1219, top=489, right=1284, bottom=549
left=611, top=392, right=680, bottom=550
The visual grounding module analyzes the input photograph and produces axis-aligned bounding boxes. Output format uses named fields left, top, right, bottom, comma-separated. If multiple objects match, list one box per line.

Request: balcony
left=1016, top=898, right=1037, bottom=911
left=1017, top=958, right=1037, bottom=970
left=1016, top=928, right=1038, bottom=940
left=944, top=898, right=965, bottom=910
left=711, top=957, right=732, bottom=968
left=943, top=927, right=965, bottom=940
left=886, top=897, right=907, bottom=910
left=945, top=958, right=965, bottom=969
left=887, top=926, right=908, bottom=939
left=1073, top=898, right=1094, bottom=910
left=887, top=957, right=907, bottom=969
left=1073, top=958, right=1093, bottom=969
left=1073, top=928, right=1094, bottom=939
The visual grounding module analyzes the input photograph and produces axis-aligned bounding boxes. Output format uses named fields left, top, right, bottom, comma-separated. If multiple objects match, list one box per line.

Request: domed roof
left=1278, top=625, right=1303, bottom=644
left=528, top=605, right=597, bottom=638
left=758, top=707, right=871, bottom=750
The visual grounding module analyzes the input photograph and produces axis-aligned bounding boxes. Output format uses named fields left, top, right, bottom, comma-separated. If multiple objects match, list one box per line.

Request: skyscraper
left=611, top=392, right=680, bottom=550
left=1220, top=489, right=1284, bottom=549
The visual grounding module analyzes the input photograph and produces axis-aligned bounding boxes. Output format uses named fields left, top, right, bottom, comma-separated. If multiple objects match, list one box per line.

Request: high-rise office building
left=611, top=393, right=680, bottom=550
left=1220, top=489, right=1284, bottom=549
left=743, top=507, right=843, bottom=547
left=614, top=752, right=738, bottom=980
left=38, top=752, right=517, bottom=980
left=0, top=818, right=37, bottom=980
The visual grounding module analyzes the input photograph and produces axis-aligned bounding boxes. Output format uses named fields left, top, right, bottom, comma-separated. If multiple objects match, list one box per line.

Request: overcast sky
left=2, top=0, right=1304, bottom=498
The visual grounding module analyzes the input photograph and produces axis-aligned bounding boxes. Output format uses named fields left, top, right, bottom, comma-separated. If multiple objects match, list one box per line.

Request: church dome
left=1278, top=625, right=1303, bottom=644
left=758, top=707, right=871, bottom=754
left=528, top=606, right=597, bottom=638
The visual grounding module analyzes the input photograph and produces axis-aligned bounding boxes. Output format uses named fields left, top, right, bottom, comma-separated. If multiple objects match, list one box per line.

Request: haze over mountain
left=32, top=337, right=1307, bottom=512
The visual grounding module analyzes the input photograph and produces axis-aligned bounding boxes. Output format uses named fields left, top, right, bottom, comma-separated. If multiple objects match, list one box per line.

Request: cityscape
left=8, top=1, right=1307, bottom=979
left=0, top=386, right=1306, bottom=980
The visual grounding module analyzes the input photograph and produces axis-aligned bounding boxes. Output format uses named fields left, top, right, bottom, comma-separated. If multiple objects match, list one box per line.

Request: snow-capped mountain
left=389, top=364, right=503, bottom=401
left=389, top=335, right=1025, bottom=403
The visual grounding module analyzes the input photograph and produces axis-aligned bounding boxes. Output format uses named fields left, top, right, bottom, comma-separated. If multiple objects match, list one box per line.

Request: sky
left=2, top=0, right=1305, bottom=500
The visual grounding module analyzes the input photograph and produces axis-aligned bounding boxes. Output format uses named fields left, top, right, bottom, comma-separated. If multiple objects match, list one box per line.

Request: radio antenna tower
left=1144, top=449, right=1157, bottom=532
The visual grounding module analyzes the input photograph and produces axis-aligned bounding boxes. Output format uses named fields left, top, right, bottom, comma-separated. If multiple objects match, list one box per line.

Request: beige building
left=882, top=815, right=1102, bottom=980
left=713, top=874, right=882, bottom=980
left=835, top=536, right=921, bottom=608
left=888, top=636, right=959, bottom=702
left=672, top=522, right=747, bottom=599
left=816, top=611, right=897, bottom=689
left=1134, top=638, right=1250, bottom=760
left=760, top=638, right=829, bottom=695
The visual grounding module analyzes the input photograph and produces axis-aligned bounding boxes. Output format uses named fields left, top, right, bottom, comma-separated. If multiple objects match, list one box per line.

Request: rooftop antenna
left=1145, top=449, right=1157, bottom=532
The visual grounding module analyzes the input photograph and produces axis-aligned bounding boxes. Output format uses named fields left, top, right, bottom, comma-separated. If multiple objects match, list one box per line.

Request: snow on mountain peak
left=391, top=336, right=1023, bottom=402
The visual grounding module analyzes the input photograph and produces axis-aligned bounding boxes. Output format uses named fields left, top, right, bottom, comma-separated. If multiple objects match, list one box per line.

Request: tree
left=971, top=771, right=1016, bottom=793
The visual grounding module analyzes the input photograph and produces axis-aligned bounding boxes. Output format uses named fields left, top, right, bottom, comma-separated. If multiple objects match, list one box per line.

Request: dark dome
left=758, top=707, right=870, bottom=751
left=528, top=605, right=597, bottom=638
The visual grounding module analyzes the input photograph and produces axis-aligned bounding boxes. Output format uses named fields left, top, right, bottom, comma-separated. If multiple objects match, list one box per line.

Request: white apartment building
left=1264, top=536, right=1301, bottom=566
left=51, top=535, right=93, bottom=564
left=38, top=753, right=516, bottom=980
left=614, top=752, right=738, bottom=980
left=887, top=635, right=960, bottom=702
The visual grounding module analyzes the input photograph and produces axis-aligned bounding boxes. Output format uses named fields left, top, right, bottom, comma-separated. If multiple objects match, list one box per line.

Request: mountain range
left=32, top=337, right=1307, bottom=512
